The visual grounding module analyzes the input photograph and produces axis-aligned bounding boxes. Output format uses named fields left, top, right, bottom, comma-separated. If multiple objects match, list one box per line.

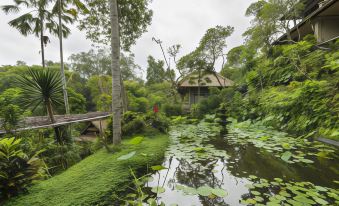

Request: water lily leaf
left=300, top=158, right=314, bottom=164
left=281, top=151, right=292, bottom=162
left=128, top=136, right=144, bottom=145
left=242, top=198, right=257, bottom=205
left=279, top=191, right=291, bottom=197
left=251, top=191, right=261, bottom=196
left=182, top=187, right=198, bottom=195
left=293, top=195, right=316, bottom=204
left=313, top=197, right=328, bottom=205
left=286, top=199, right=304, bottom=206
left=117, top=151, right=136, bottom=160
left=151, top=186, right=165, bottom=194
left=197, top=186, right=213, bottom=196
left=175, top=185, right=185, bottom=190
left=274, top=178, right=283, bottom=182
left=151, top=165, right=168, bottom=171
left=193, top=147, right=205, bottom=153
left=282, top=143, right=290, bottom=149
left=254, top=196, right=264, bottom=202
left=211, top=188, right=228, bottom=197
left=245, top=184, right=255, bottom=189
left=316, top=151, right=329, bottom=158
left=259, top=136, right=270, bottom=141
left=315, top=186, right=327, bottom=192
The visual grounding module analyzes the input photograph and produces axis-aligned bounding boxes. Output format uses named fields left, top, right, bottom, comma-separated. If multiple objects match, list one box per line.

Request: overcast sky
left=0, top=0, right=255, bottom=73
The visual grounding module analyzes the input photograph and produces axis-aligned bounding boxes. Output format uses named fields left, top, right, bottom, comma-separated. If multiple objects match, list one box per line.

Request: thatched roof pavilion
left=178, top=72, right=233, bottom=107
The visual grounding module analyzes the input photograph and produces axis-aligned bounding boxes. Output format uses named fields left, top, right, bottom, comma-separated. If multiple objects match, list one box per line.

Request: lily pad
left=251, top=191, right=261, bottom=196
left=197, top=186, right=213, bottom=196
left=151, top=186, right=165, bottom=194
left=281, top=151, right=292, bottom=162
left=313, top=197, right=329, bottom=205
left=211, top=188, right=228, bottom=197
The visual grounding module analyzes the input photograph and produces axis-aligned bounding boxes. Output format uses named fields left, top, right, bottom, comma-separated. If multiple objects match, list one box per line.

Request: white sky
left=0, top=0, right=255, bottom=73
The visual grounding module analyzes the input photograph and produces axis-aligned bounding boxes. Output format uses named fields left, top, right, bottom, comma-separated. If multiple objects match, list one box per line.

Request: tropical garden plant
left=0, top=137, right=45, bottom=200
left=16, top=68, right=63, bottom=124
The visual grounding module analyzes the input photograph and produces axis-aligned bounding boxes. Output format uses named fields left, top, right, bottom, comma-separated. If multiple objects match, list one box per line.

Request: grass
left=4, top=132, right=169, bottom=206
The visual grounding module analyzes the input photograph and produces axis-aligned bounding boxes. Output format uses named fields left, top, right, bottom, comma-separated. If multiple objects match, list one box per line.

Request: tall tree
left=69, top=49, right=140, bottom=80
left=177, top=25, right=234, bottom=87
left=244, top=0, right=305, bottom=52
left=1, top=0, right=58, bottom=68
left=109, top=0, right=122, bottom=145
left=146, top=56, right=166, bottom=85
left=79, top=0, right=153, bottom=144
left=51, top=0, right=88, bottom=114
left=152, top=39, right=188, bottom=102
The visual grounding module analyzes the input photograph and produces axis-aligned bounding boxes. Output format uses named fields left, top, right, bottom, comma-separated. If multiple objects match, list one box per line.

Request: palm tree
left=50, top=0, right=88, bottom=114
left=110, top=0, right=123, bottom=145
left=16, top=68, right=63, bottom=124
left=1, top=0, right=57, bottom=68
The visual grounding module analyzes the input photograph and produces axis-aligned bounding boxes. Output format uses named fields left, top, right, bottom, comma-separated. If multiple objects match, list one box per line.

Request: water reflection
left=145, top=127, right=338, bottom=206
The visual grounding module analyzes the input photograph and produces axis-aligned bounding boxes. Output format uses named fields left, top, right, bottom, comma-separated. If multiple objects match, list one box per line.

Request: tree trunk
left=58, top=0, right=70, bottom=114
left=46, top=100, right=56, bottom=123
left=110, top=0, right=122, bottom=145
left=120, top=74, right=128, bottom=113
left=40, top=18, right=45, bottom=68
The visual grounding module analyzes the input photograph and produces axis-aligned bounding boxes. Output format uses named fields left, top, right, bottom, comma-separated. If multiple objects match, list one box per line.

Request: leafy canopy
left=79, top=0, right=153, bottom=51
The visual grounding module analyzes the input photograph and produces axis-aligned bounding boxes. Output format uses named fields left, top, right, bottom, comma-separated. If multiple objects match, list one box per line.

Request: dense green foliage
left=0, top=138, right=45, bottom=200
left=4, top=133, right=168, bottom=206
left=106, top=111, right=169, bottom=138
left=79, top=0, right=153, bottom=51
left=221, top=38, right=339, bottom=140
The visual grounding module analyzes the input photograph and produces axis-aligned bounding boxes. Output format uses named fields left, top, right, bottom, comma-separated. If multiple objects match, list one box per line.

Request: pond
left=141, top=119, right=339, bottom=206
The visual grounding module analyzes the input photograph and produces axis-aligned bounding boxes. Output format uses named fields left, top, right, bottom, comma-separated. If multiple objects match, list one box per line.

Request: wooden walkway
left=0, top=112, right=111, bottom=135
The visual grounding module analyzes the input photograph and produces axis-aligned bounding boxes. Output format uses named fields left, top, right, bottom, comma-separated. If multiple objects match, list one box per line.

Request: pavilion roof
left=178, top=72, right=233, bottom=88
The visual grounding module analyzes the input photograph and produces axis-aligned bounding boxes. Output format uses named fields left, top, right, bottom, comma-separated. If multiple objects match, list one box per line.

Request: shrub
left=106, top=112, right=146, bottom=138
left=0, top=104, right=22, bottom=132
left=0, top=138, right=45, bottom=200
left=162, top=103, right=182, bottom=116
left=42, top=143, right=81, bottom=174
left=122, top=118, right=146, bottom=136
left=144, top=112, right=169, bottom=133
left=190, top=93, right=222, bottom=119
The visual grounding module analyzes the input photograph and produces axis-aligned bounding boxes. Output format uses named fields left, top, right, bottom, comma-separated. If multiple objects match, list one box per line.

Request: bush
left=190, top=93, right=222, bottom=119
left=0, top=138, right=45, bottom=200
left=144, top=112, right=169, bottom=133
left=122, top=118, right=146, bottom=136
left=162, top=103, right=182, bottom=116
left=106, top=112, right=146, bottom=138
left=42, top=143, right=81, bottom=175
left=106, top=111, right=169, bottom=139
left=0, top=104, right=22, bottom=132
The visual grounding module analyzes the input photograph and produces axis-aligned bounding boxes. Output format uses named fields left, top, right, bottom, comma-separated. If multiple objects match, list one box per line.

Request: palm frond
left=72, top=0, right=89, bottom=14
left=8, top=13, right=34, bottom=36
left=16, top=68, right=64, bottom=111
left=1, top=5, right=20, bottom=14
left=14, top=0, right=30, bottom=7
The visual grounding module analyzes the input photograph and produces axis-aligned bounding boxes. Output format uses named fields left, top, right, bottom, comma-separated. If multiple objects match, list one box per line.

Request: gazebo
left=177, top=72, right=233, bottom=109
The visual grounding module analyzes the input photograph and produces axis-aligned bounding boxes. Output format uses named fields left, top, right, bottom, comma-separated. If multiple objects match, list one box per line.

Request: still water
left=143, top=121, right=339, bottom=206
